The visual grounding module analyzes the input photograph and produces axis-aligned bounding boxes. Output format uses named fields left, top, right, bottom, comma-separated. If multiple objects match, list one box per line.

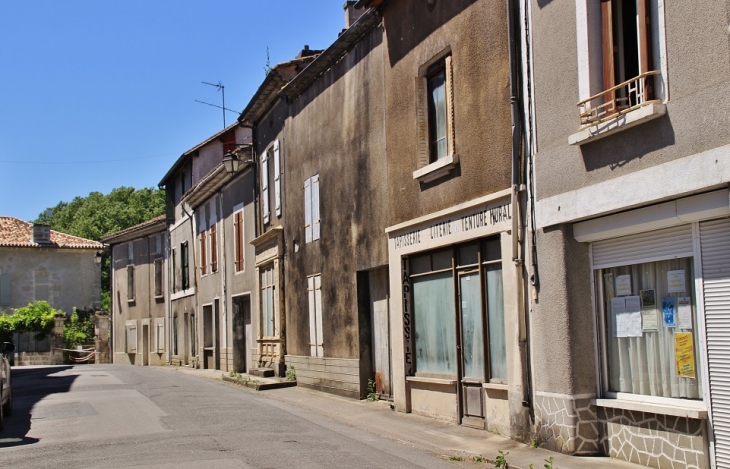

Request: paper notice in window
left=677, top=296, right=692, bottom=329
left=612, top=296, right=642, bottom=338
left=667, top=270, right=686, bottom=293
left=641, top=289, right=658, bottom=331
left=675, top=332, right=696, bottom=378
left=615, top=274, right=632, bottom=297
left=662, top=296, right=676, bottom=327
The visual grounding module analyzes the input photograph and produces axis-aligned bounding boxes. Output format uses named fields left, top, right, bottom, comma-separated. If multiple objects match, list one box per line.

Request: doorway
left=458, top=269, right=485, bottom=427
left=203, top=305, right=214, bottom=369
left=142, top=324, right=149, bottom=366
left=369, top=268, right=391, bottom=397
left=232, top=295, right=251, bottom=373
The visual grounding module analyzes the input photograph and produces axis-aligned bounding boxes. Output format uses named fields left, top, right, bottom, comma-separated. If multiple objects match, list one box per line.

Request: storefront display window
left=596, top=257, right=702, bottom=400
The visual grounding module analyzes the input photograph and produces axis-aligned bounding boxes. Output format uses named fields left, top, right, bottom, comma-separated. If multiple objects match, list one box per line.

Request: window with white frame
left=260, top=264, right=275, bottom=337
left=307, top=274, right=323, bottom=357
left=304, top=174, right=320, bottom=243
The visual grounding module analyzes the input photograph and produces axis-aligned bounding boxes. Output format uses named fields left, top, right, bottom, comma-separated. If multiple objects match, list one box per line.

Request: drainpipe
left=506, top=0, right=533, bottom=424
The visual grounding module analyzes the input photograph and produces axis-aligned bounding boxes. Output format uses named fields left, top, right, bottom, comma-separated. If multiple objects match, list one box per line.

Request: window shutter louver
left=312, top=174, right=320, bottom=241
left=304, top=177, right=312, bottom=243
left=262, top=152, right=270, bottom=224
left=274, top=140, right=281, bottom=217
left=415, top=76, right=429, bottom=168
left=445, top=55, right=455, bottom=157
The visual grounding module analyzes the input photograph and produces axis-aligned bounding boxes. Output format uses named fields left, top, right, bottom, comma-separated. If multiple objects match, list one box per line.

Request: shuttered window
left=155, top=321, right=164, bottom=353
left=210, top=223, right=218, bottom=272
left=304, top=174, right=320, bottom=243
left=0, top=273, right=9, bottom=306
left=262, top=151, right=270, bottom=224
left=308, top=274, right=324, bottom=357
left=127, top=265, right=135, bottom=301
left=154, top=259, right=163, bottom=298
left=416, top=54, right=454, bottom=167
left=199, top=231, right=207, bottom=276
left=181, top=241, right=189, bottom=290
left=274, top=140, right=282, bottom=217
left=592, top=224, right=693, bottom=269
left=126, top=324, right=137, bottom=354
left=234, top=211, right=244, bottom=272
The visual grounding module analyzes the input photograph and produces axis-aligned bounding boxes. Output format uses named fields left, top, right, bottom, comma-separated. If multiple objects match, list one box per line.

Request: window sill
left=412, top=154, right=459, bottom=183
left=592, top=398, right=707, bottom=419
left=406, top=376, right=458, bottom=386
left=568, top=103, right=666, bottom=146
left=482, top=382, right=508, bottom=391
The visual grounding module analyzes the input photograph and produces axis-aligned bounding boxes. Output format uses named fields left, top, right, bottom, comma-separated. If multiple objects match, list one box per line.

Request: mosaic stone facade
left=533, top=393, right=711, bottom=469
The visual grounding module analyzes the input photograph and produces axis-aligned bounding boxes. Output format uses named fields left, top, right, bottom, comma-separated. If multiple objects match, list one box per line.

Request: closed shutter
left=155, top=322, right=164, bottom=353
left=127, top=325, right=137, bottom=353
left=444, top=55, right=455, bottom=157
left=274, top=140, right=281, bottom=217
left=262, top=152, right=270, bottom=224
left=234, top=211, right=243, bottom=271
left=308, top=276, right=317, bottom=356
left=314, top=275, right=323, bottom=357
left=199, top=231, right=207, bottom=276
left=700, top=218, right=730, bottom=467
left=304, top=177, right=312, bottom=243
left=592, top=224, right=694, bottom=269
left=312, top=174, right=320, bottom=241
left=415, top=76, right=429, bottom=168
left=211, top=223, right=218, bottom=272
left=0, top=273, right=9, bottom=306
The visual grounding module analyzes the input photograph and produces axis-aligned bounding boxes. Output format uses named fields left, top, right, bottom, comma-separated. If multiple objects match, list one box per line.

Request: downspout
left=218, top=191, right=228, bottom=370
left=506, top=0, right=533, bottom=422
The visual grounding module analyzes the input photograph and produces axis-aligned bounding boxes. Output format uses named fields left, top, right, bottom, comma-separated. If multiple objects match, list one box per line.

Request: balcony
left=569, top=70, right=666, bottom=146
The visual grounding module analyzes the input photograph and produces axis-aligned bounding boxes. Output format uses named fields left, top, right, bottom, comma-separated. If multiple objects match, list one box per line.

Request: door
left=369, top=268, right=391, bottom=397
left=232, top=296, right=251, bottom=373
left=458, top=269, right=486, bottom=427
left=203, top=305, right=214, bottom=369
left=142, top=325, right=149, bottom=366
left=214, top=299, right=221, bottom=370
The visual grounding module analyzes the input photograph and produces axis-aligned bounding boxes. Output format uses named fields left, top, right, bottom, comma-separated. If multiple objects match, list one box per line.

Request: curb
left=221, top=374, right=297, bottom=391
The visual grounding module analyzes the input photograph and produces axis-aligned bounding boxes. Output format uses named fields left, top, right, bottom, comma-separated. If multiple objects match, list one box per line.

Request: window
left=154, top=259, right=164, bottom=298
left=595, top=257, right=702, bottom=400
left=414, top=53, right=456, bottom=182
left=210, top=222, right=218, bottom=273
left=173, top=315, right=179, bottom=355
left=262, top=150, right=270, bottom=224
left=260, top=265, right=275, bottom=337
left=304, top=174, right=320, bottom=243
left=155, top=234, right=162, bottom=255
left=127, top=242, right=134, bottom=262
left=171, top=247, right=177, bottom=293
left=181, top=241, right=189, bottom=290
left=274, top=140, right=282, bottom=218
left=0, top=273, right=10, bottom=306
left=127, top=265, right=135, bottom=302
left=199, top=231, right=207, bottom=276
left=155, top=321, right=164, bottom=353
left=308, top=274, right=323, bottom=357
left=190, top=314, right=196, bottom=358
left=234, top=210, right=244, bottom=272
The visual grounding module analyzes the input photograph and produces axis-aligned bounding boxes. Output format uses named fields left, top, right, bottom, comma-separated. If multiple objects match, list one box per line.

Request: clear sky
left=0, top=1, right=346, bottom=222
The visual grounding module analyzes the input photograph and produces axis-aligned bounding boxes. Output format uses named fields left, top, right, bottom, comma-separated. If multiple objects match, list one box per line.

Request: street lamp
left=222, top=151, right=241, bottom=174
left=94, top=251, right=102, bottom=265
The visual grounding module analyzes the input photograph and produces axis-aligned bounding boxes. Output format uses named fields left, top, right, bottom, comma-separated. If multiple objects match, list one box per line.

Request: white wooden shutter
left=308, top=276, right=317, bottom=356
left=700, top=218, right=730, bottom=467
left=415, top=76, right=429, bottom=168
left=262, top=152, right=270, bottom=224
left=0, top=273, right=9, bottom=306
left=314, top=275, right=324, bottom=357
left=127, top=325, right=137, bottom=353
left=591, top=224, right=694, bottom=269
left=312, top=174, right=320, bottom=241
left=444, top=55, right=455, bottom=157
left=274, top=140, right=281, bottom=217
left=304, top=177, right=312, bottom=243
left=155, top=322, right=164, bottom=353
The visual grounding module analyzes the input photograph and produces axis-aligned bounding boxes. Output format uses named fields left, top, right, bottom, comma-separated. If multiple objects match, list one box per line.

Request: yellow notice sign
left=675, top=332, right=696, bottom=378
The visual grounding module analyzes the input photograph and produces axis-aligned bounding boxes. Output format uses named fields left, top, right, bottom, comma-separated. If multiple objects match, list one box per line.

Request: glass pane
left=601, top=258, right=701, bottom=399
left=410, top=254, right=431, bottom=275
left=460, top=273, right=484, bottom=379
left=432, top=249, right=452, bottom=271
left=484, top=238, right=501, bottom=262
left=458, top=244, right=479, bottom=266
left=413, top=271, right=456, bottom=375
left=486, top=264, right=507, bottom=381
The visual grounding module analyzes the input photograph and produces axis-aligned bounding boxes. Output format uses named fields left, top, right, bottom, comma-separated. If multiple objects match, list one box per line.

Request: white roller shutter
left=700, top=218, right=730, bottom=467
left=592, top=224, right=694, bottom=269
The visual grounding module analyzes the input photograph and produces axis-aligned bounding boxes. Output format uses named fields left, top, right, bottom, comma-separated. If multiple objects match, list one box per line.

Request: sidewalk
left=168, top=366, right=641, bottom=469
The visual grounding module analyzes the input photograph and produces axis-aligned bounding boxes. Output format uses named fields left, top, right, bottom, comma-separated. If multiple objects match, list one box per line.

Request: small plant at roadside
left=229, top=370, right=237, bottom=378
left=543, top=456, right=557, bottom=469
left=286, top=365, right=296, bottom=382
left=366, top=378, right=378, bottom=401
left=493, top=450, right=509, bottom=468
left=530, top=438, right=539, bottom=448
left=472, top=455, right=488, bottom=463
left=447, top=455, right=464, bottom=461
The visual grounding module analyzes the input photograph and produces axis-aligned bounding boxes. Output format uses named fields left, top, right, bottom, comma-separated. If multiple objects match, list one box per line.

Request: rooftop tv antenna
left=201, top=81, right=228, bottom=128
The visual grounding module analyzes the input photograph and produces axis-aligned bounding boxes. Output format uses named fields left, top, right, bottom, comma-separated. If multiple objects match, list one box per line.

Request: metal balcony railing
left=578, top=70, right=662, bottom=128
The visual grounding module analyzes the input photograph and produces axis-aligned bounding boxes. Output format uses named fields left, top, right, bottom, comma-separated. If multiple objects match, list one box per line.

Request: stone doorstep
left=221, top=374, right=297, bottom=391
left=249, top=368, right=275, bottom=378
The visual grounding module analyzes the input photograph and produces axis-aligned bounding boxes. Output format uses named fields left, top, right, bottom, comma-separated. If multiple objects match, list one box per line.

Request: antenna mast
left=202, top=81, right=226, bottom=128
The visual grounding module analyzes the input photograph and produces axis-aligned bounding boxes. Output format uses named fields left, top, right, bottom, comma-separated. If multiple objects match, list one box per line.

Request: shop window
left=413, top=269, right=456, bottom=375
left=234, top=210, right=244, bottom=272
left=304, top=174, right=320, bottom=243
left=308, top=274, right=324, bottom=357
left=260, top=264, right=275, bottom=337
left=595, top=257, right=702, bottom=400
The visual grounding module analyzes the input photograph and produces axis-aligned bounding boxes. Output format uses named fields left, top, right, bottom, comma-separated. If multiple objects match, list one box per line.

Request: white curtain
left=413, top=271, right=456, bottom=375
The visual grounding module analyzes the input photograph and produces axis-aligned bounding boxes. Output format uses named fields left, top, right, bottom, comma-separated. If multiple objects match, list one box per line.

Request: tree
left=34, top=186, right=166, bottom=310
left=0, top=301, right=61, bottom=344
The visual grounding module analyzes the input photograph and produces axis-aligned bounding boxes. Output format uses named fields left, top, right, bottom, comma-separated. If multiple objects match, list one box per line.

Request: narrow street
left=0, top=365, right=456, bottom=469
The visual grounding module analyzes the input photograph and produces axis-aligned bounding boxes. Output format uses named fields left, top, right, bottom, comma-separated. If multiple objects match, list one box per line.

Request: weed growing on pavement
left=286, top=366, right=296, bottom=381
left=448, top=456, right=464, bottom=461
left=543, top=456, right=557, bottom=469
left=530, top=438, right=539, bottom=448
left=366, top=379, right=378, bottom=401
left=472, top=455, right=488, bottom=463
left=493, top=450, right=509, bottom=468
left=229, top=370, right=237, bottom=378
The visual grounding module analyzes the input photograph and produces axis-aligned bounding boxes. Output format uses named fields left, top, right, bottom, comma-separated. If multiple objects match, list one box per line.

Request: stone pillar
left=94, top=312, right=110, bottom=364
left=50, top=314, right=66, bottom=365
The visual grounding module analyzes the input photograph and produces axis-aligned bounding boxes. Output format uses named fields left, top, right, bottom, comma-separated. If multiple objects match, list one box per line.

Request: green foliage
left=63, top=308, right=96, bottom=347
left=286, top=365, right=296, bottom=382
left=34, top=186, right=166, bottom=304
left=493, top=450, right=509, bottom=468
left=367, top=378, right=378, bottom=401
left=543, top=456, right=556, bottom=469
left=100, top=291, right=111, bottom=312
left=0, top=301, right=62, bottom=343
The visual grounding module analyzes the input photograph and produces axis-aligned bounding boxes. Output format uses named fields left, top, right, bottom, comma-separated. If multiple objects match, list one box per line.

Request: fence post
left=95, top=311, right=110, bottom=364
left=50, top=314, right=66, bottom=365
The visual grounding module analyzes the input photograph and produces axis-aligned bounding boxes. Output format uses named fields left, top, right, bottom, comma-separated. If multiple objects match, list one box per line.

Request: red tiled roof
left=0, top=217, right=105, bottom=249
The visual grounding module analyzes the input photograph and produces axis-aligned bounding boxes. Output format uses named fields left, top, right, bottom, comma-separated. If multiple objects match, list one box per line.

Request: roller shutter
left=592, top=224, right=694, bottom=269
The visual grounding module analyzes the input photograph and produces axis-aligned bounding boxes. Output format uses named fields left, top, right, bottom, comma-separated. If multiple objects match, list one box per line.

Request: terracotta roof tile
left=0, top=217, right=105, bottom=250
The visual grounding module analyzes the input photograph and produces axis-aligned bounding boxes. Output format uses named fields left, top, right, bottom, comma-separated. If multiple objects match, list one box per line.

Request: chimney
left=296, top=45, right=320, bottom=59
left=32, top=224, right=51, bottom=244
left=344, top=1, right=364, bottom=28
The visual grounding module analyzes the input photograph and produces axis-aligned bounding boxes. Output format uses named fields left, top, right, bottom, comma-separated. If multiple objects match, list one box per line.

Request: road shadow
left=0, top=366, right=77, bottom=448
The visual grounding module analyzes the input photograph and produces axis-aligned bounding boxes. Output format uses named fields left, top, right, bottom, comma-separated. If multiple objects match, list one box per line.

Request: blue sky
left=0, top=1, right=345, bottom=222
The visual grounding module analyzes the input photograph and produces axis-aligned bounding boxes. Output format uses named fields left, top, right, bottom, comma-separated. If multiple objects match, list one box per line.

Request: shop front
left=387, top=190, right=523, bottom=433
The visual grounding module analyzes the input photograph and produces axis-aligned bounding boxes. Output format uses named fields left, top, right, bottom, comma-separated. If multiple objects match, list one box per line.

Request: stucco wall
left=384, top=0, right=512, bottom=226
left=0, top=247, right=101, bottom=316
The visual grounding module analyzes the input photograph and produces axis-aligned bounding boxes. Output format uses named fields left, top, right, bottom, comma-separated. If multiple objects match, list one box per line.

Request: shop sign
left=401, top=257, right=413, bottom=376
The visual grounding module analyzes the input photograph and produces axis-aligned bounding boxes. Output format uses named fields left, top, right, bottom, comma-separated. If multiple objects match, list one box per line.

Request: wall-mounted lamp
left=94, top=251, right=103, bottom=265
left=222, top=151, right=252, bottom=174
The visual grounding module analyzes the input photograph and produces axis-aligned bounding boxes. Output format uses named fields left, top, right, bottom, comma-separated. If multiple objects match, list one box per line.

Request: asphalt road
left=0, top=364, right=456, bottom=469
